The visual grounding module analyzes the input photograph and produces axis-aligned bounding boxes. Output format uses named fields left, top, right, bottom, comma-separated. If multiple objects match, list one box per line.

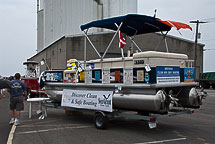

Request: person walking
left=0, top=78, right=11, bottom=99
left=9, top=73, right=27, bottom=126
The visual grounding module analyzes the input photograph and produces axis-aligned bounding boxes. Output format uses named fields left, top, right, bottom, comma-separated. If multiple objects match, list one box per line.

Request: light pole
left=190, top=20, right=207, bottom=80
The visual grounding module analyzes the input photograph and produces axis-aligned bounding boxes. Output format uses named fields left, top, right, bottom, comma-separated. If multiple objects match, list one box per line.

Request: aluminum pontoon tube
left=113, top=90, right=168, bottom=113
left=45, top=87, right=168, bottom=113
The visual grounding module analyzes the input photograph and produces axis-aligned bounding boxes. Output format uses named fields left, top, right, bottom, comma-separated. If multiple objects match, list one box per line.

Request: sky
left=0, top=0, right=36, bottom=77
left=137, top=0, right=215, bottom=72
left=0, top=0, right=215, bottom=77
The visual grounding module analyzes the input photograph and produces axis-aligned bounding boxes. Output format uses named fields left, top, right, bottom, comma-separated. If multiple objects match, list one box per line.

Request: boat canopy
left=80, top=14, right=192, bottom=36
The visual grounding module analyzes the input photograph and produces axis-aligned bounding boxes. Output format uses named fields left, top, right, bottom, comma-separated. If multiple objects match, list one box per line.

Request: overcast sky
left=137, top=0, right=215, bottom=73
left=0, top=0, right=36, bottom=77
left=0, top=0, right=215, bottom=77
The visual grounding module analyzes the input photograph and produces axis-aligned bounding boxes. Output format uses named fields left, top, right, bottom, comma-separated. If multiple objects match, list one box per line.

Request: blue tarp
left=80, top=14, right=172, bottom=36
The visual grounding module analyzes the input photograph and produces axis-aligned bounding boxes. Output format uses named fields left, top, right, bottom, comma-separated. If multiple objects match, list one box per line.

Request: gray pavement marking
left=172, top=130, right=186, bottom=138
left=134, top=137, right=187, bottom=144
left=16, top=125, right=92, bottom=134
left=29, top=119, right=59, bottom=125
left=7, top=124, right=16, bottom=144
left=19, top=119, right=34, bottom=122
left=168, top=122, right=214, bottom=128
left=197, top=137, right=207, bottom=142
left=18, top=123, right=89, bottom=128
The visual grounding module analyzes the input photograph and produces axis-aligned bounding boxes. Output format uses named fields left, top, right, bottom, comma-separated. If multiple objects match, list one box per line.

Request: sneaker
left=14, top=119, right=20, bottom=126
left=9, top=119, right=15, bottom=125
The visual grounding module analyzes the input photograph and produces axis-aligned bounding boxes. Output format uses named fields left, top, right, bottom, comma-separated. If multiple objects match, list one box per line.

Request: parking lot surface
left=11, top=90, right=215, bottom=144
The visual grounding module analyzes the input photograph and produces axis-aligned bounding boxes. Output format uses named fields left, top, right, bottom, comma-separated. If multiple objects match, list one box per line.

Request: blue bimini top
left=80, top=14, right=172, bottom=36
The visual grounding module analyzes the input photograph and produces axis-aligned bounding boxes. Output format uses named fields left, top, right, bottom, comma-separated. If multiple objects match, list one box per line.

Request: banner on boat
left=44, top=71, right=63, bottom=82
left=61, top=89, right=113, bottom=112
left=156, top=66, right=180, bottom=84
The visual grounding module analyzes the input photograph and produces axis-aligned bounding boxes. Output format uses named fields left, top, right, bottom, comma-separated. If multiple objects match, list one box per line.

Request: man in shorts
left=9, top=73, right=27, bottom=126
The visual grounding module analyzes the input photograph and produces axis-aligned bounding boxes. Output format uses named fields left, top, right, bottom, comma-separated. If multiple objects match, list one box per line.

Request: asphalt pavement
left=3, top=89, right=215, bottom=144
left=0, top=96, right=12, bottom=144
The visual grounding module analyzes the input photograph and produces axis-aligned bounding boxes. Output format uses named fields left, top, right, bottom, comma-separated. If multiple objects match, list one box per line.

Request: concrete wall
left=29, top=32, right=204, bottom=73
left=30, top=37, right=67, bottom=72
left=34, top=0, right=203, bottom=75
left=101, top=0, right=137, bottom=18
left=37, top=10, right=44, bottom=52
left=38, top=0, right=137, bottom=51
left=66, top=33, right=124, bottom=61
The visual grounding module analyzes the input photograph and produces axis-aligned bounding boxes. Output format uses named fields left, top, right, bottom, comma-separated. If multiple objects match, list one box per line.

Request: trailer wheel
left=94, top=112, right=108, bottom=130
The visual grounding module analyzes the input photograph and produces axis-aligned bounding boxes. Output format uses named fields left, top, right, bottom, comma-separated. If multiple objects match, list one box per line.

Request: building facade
left=29, top=0, right=204, bottom=77
left=29, top=32, right=204, bottom=75
left=37, top=0, right=137, bottom=52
